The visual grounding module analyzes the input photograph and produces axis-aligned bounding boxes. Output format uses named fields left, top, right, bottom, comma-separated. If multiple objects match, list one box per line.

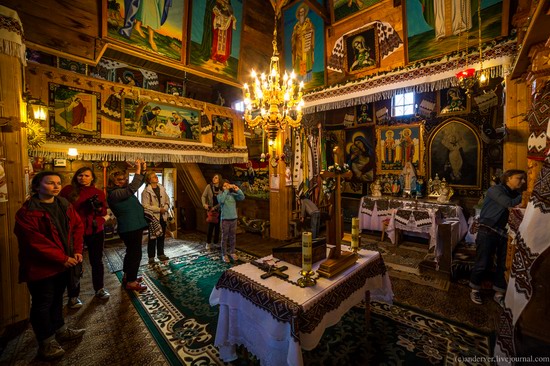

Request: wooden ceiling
left=3, top=0, right=276, bottom=104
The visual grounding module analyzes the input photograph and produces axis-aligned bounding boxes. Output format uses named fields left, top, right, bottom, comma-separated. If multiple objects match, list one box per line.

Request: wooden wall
left=0, top=54, right=31, bottom=331
left=325, top=0, right=404, bottom=86
left=25, top=63, right=246, bottom=155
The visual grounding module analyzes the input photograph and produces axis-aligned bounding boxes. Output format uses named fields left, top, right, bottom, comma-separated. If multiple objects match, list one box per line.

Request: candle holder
left=297, top=269, right=316, bottom=287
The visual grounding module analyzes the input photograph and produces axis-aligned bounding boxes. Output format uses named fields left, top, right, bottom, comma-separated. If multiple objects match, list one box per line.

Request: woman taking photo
left=60, top=167, right=109, bottom=306
left=107, top=159, right=148, bottom=292
left=201, top=174, right=222, bottom=251
left=142, top=171, right=171, bottom=264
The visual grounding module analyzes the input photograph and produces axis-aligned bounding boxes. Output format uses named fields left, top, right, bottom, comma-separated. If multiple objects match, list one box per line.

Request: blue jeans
left=469, top=227, right=508, bottom=292
left=310, top=211, right=320, bottom=239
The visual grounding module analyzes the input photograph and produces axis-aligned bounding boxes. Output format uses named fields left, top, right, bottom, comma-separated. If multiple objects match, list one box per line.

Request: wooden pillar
left=269, top=129, right=291, bottom=240
left=0, top=6, right=31, bottom=331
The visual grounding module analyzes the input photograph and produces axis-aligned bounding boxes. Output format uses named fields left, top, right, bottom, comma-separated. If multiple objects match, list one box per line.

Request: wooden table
left=209, top=247, right=393, bottom=366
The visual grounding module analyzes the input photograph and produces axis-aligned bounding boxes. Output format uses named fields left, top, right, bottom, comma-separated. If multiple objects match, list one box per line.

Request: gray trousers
left=221, top=219, right=237, bottom=256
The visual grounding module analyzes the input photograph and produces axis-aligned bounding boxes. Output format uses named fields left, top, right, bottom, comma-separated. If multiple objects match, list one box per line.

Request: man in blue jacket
left=469, top=169, right=525, bottom=308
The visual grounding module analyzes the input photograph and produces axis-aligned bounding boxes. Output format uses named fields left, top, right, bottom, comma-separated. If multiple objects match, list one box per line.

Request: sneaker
left=494, top=294, right=505, bottom=309
left=158, top=254, right=170, bottom=261
left=222, top=255, right=230, bottom=263
left=38, top=339, right=65, bottom=360
left=470, top=291, right=483, bottom=305
left=230, top=253, right=239, bottom=261
left=68, top=297, right=83, bottom=309
left=148, top=257, right=156, bottom=264
left=205, top=243, right=212, bottom=250
left=95, top=288, right=110, bottom=300
left=56, top=327, right=85, bottom=342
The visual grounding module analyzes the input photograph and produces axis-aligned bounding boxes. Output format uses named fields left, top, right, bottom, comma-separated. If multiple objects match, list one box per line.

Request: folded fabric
left=144, top=208, right=163, bottom=239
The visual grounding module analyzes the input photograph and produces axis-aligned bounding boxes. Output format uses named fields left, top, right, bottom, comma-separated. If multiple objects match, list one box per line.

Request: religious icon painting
left=48, top=83, right=101, bottom=139
left=345, top=127, right=376, bottom=183
left=212, top=115, right=234, bottom=149
left=166, top=81, right=185, bottom=96
left=405, top=0, right=505, bottom=63
left=122, top=98, right=200, bottom=141
left=188, top=0, right=244, bottom=81
left=342, top=181, right=365, bottom=196
left=427, top=119, right=481, bottom=189
left=104, top=0, right=185, bottom=61
left=344, top=26, right=379, bottom=74
left=376, top=124, right=424, bottom=175
left=355, top=103, right=374, bottom=126
left=330, top=0, right=383, bottom=24
left=282, top=1, right=326, bottom=90
left=437, top=87, right=471, bottom=117
left=57, top=58, right=88, bottom=75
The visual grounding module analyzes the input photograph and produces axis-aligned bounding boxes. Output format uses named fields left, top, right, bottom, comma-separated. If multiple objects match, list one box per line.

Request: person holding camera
left=217, top=179, right=245, bottom=263
left=142, top=171, right=171, bottom=264
left=60, top=167, right=109, bottom=306
left=201, top=174, right=222, bottom=251
left=107, top=159, right=148, bottom=292
left=14, top=171, right=86, bottom=360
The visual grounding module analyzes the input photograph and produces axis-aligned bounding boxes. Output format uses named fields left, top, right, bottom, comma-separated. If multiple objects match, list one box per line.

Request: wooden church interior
left=1, top=0, right=549, bottom=363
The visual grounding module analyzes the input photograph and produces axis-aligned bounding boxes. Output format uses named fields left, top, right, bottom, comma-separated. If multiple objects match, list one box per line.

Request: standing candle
left=351, top=217, right=359, bottom=251
left=302, top=232, right=312, bottom=271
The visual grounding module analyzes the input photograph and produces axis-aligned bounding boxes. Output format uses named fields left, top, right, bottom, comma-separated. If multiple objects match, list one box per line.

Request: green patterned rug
left=121, top=242, right=492, bottom=365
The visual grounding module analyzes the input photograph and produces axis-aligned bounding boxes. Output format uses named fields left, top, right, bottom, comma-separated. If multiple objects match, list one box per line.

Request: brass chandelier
left=243, top=15, right=304, bottom=142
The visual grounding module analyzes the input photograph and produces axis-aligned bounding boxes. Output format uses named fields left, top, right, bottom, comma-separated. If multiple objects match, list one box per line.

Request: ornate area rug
left=123, top=242, right=492, bottom=365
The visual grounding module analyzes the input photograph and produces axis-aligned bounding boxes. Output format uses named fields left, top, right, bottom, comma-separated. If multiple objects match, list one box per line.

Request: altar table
left=209, top=247, right=393, bottom=366
left=359, top=196, right=468, bottom=263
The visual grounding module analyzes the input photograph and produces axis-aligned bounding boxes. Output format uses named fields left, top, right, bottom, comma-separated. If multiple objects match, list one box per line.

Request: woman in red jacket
left=60, top=167, right=109, bottom=306
left=14, top=171, right=86, bottom=360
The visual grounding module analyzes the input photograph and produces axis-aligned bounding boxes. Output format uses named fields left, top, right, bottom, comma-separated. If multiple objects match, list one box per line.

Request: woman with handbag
left=107, top=159, right=148, bottom=292
left=201, top=174, right=222, bottom=250
left=60, top=167, right=110, bottom=308
left=142, top=171, right=171, bottom=264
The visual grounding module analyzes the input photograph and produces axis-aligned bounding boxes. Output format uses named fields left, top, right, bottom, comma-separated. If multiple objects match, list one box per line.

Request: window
left=233, top=100, right=245, bottom=112
left=392, top=92, right=415, bottom=117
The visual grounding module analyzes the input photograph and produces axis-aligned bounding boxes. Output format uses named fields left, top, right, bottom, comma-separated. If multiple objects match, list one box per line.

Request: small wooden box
left=272, top=238, right=327, bottom=267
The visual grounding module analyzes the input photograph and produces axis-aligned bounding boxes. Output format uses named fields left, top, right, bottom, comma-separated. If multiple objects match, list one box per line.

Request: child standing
left=217, top=179, right=245, bottom=262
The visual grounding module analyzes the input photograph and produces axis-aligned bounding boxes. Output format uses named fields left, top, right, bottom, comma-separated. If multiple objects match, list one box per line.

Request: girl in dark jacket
left=107, top=159, right=148, bottom=292
left=60, top=167, right=109, bottom=305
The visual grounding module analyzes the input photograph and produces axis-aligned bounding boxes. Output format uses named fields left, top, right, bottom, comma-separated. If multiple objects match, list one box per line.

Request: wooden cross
left=320, top=168, right=352, bottom=259
left=317, top=145, right=357, bottom=277
left=250, top=261, right=289, bottom=280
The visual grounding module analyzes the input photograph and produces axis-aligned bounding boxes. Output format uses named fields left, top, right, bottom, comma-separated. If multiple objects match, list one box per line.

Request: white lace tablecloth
left=209, top=248, right=393, bottom=366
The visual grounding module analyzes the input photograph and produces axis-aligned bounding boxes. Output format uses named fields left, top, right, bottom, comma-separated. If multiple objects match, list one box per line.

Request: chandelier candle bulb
left=302, top=232, right=313, bottom=272
left=351, top=217, right=359, bottom=252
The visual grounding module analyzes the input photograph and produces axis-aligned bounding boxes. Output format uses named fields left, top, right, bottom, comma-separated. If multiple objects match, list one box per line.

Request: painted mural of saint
left=399, top=128, right=414, bottom=166
left=291, top=4, right=315, bottom=82
left=118, top=0, right=172, bottom=51
left=420, top=0, right=475, bottom=40
left=68, top=97, right=87, bottom=128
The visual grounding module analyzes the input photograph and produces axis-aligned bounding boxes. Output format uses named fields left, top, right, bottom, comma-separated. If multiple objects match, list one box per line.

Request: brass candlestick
left=297, top=269, right=316, bottom=287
